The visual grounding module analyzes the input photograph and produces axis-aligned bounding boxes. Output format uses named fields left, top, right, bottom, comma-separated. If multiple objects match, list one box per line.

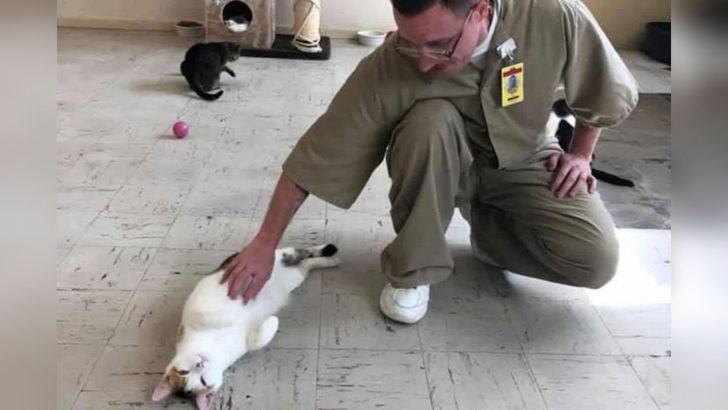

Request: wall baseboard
left=58, top=17, right=178, bottom=32
left=58, top=17, right=358, bottom=39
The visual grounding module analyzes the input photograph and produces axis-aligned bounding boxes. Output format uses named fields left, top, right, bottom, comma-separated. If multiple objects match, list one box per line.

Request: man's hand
left=546, top=152, right=596, bottom=198
left=220, top=238, right=275, bottom=303
left=220, top=174, right=309, bottom=303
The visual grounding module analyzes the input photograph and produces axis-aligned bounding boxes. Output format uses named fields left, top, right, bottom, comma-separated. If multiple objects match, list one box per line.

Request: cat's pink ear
left=195, top=391, right=215, bottom=410
left=151, top=375, right=173, bottom=402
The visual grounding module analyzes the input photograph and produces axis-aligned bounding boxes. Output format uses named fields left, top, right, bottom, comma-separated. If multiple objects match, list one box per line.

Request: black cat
left=180, top=42, right=241, bottom=101
left=552, top=100, right=635, bottom=187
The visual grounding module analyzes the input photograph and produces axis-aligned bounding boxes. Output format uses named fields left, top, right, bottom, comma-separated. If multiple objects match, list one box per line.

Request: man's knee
left=390, top=99, right=464, bottom=154
left=556, top=231, right=619, bottom=289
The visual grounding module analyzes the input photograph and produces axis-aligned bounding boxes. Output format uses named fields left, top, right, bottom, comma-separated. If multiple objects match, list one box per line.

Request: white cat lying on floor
left=152, top=244, right=340, bottom=409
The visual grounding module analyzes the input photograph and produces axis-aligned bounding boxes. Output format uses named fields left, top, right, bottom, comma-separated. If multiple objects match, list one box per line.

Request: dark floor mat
left=239, top=34, right=331, bottom=60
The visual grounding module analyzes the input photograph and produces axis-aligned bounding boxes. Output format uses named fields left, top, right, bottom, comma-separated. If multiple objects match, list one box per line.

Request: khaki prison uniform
left=283, top=0, right=639, bottom=289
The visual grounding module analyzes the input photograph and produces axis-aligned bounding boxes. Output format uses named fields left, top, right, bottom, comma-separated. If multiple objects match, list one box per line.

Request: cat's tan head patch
left=168, top=367, right=188, bottom=390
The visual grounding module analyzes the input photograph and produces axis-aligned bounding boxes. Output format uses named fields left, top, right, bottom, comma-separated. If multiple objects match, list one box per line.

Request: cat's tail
left=282, top=244, right=340, bottom=273
left=592, top=168, right=636, bottom=187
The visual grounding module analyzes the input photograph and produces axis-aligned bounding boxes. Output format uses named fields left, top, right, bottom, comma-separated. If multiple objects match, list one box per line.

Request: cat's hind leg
left=298, top=255, right=341, bottom=273
left=299, top=244, right=340, bottom=272
left=281, top=244, right=338, bottom=266
left=246, top=316, right=279, bottom=351
left=280, top=247, right=313, bottom=266
left=223, top=66, right=236, bottom=77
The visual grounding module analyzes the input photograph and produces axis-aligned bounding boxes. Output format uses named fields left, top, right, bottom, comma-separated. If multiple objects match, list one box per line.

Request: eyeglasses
left=395, top=8, right=475, bottom=62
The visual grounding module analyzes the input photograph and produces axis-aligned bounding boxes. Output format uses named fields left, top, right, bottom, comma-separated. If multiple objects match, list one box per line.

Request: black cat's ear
left=552, top=99, right=573, bottom=118
left=556, top=119, right=574, bottom=136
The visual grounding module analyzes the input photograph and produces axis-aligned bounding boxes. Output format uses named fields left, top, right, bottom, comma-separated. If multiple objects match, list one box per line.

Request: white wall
left=58, top=0, right=669, bottom=48
left=58, top=0, right=397, bottom=34
left=277, top=0, right=396, bottom=32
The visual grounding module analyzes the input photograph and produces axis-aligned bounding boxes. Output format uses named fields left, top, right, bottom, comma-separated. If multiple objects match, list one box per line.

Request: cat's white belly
left=181, top=269, right=292, bottom=333
left=183, top=272, right=254, bottom=328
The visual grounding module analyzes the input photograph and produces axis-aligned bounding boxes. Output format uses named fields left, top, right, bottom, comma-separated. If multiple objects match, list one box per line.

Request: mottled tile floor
left=57, top=28, right=671, bottom=410
left=598, top=94, right=671, bottom=229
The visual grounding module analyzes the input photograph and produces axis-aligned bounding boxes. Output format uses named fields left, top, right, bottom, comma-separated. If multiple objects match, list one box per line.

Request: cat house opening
left=221, top=1, right=253, bottom=33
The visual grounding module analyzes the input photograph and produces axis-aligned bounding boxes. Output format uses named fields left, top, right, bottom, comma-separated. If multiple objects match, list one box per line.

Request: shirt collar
left=471, top=0, right=500, bottom=59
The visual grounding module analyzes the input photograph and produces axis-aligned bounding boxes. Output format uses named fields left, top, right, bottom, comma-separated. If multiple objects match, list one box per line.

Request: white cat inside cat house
left=204, top=0, right=275, bottom=49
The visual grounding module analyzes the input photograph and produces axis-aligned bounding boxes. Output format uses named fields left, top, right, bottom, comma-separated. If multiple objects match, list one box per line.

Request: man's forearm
left=568, top=122, right=602, bottom=159
left=254, top=173, right=309, bottom=248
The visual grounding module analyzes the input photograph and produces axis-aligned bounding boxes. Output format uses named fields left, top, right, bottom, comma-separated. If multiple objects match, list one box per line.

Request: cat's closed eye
left=201, top=376, right=208, bottom=387
left=175, top=368, right=190, bottom=375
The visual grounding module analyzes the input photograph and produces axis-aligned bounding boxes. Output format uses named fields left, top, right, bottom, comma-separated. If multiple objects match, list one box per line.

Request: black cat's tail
left=592, top=168, right=635, bottom=187
left=180, top=60, right=223, bottom=101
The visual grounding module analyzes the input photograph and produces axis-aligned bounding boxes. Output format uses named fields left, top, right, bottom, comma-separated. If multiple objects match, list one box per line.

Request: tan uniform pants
left=381, top=100, right=619, bottom=289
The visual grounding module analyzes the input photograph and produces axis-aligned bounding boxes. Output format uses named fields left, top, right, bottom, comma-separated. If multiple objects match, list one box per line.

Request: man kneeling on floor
left=221, top=0, right=638, bottom=324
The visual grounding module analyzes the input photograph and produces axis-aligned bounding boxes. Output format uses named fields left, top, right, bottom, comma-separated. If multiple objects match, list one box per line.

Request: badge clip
left=496, top=38, right=517, bottom=63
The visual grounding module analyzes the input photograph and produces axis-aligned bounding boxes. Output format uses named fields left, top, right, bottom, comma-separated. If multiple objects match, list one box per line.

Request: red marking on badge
left=502, top=67, right=523, bottom=77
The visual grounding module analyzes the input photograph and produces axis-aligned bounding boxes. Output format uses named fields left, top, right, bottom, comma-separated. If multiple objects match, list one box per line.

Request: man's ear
left=151, top=374, right=173, bottom=402
left=473, top=0, right=491, bottom=19
left=195, top=391, right=215, bottom=410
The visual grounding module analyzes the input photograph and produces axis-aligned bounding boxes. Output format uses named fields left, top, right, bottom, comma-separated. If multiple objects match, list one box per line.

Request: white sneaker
left=379, top=283, right=430, bottom=324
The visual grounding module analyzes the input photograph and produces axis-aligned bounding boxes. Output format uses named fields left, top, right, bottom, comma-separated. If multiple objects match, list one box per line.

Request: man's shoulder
left=343, top=37, right=421, bottom=95
left=503, top=0, right=579, bottom=22
left=356, top=38, right=413, bottom=75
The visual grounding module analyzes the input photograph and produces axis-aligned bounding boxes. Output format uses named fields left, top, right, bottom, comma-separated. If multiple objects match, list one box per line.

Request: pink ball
left=172, top=121, right=189, bottom=138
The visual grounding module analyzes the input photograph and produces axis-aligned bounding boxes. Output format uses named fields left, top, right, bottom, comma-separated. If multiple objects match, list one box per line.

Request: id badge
left=501, top=63, right=524, bottom=107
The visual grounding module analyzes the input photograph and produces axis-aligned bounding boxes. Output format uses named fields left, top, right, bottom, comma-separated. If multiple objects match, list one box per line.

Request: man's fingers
left=239, top=275, right=254, bottom=300
left=546, top=154, right=559, bottom=171
left=567, top=174, right=587, bottom=197
left=551, top=165, right=570, bottom=194
left=243, top=276, right=266, bottom=304
left=556, top=170, right=579, bottom=198
left=227, top=272, right=241, bottom=298
left=221, top=256, right=243, bottom=284
left=222, top=259, right=244, bottom=288
left=587, top=175, right=597, bottom=194
left=220, top=264, right=233, bottom=284
left=227, top=268, right=249, bottom=298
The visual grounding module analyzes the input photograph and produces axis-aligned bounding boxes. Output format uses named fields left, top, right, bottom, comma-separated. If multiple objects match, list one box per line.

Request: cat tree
left=204, top=0, right=330, bottom=59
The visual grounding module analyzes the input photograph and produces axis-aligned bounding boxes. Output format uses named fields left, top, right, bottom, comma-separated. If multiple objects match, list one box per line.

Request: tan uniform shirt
left=283, top=0, right=639, bottom=209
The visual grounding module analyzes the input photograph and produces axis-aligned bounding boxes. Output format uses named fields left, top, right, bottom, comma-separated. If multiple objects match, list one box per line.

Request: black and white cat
left=180, top=42, right=241, bottom=101
left=551, top=99, right=635, bottom=187
left=152, top=244, right=340, bottom=410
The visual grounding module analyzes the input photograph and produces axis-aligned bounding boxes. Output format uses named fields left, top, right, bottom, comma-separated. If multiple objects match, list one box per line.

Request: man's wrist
left=567, top=149, right=592, bottom=161
left=253, top=231, right=278, bottom=249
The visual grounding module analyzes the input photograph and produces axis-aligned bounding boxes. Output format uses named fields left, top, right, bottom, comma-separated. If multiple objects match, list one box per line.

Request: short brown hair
left=391, top=0, right=479, bottom=17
